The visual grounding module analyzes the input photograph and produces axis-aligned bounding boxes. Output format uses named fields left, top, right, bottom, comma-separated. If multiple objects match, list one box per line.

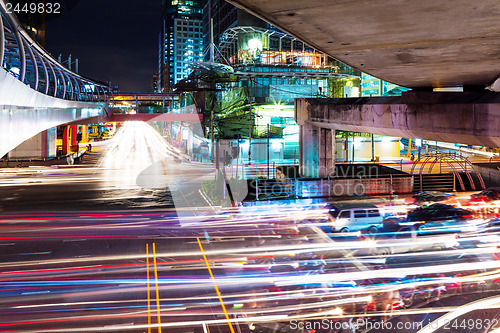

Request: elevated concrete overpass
left=228, top=0, right=500, bottom=90
left=0, top=1, right=109, bottom=158
left=296, top=92, right=500, bottom=147
left=0, top=67, right=106, bottom=159
left=109, top=113, right=202, bottom=123
left=296, top=91, right=500, bottom=177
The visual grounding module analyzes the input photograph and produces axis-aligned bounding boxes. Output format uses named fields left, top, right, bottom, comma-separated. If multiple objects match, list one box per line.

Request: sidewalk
left=79, top=146, right=107, bottom=166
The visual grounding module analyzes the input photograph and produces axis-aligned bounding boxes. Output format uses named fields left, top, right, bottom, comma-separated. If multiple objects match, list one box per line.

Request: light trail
left=2, top=122, right=500, bottom=332
left=417, top=295, right=500, bottom=333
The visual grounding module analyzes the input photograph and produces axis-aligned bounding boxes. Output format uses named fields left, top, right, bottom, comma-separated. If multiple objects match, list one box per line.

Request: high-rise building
left=158, top=0, right=207, bottom=92
left=202, top=0, right=268, bottom=60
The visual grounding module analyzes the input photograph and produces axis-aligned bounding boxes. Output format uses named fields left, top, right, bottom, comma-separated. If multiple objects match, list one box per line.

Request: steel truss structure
left=0, top=1, right=108, bottom=101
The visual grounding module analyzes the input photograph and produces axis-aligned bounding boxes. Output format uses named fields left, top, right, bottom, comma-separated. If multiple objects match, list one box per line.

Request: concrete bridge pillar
left=81, top=125, right=88, bottom=143
left=70, top=125, right=78, bottom=153
left=62, top=125, right=78, bottom=155
left=319, top=127, right=336, bottom=177
left=299, top=122, right=335, bottom=178
left=296, top=98, right=336, bottom=178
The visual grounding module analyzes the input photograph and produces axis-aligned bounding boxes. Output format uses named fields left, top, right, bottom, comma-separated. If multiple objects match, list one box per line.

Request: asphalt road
left=1, top=123, right=500, bottom=333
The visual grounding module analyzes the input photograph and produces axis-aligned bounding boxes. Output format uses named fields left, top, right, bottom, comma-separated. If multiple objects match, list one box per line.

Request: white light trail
left=417, top=295, right=500, bottom=333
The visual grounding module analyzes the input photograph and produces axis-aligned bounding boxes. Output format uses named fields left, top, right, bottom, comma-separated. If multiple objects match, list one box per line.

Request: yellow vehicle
left=88, top=124, right=113, bottom=140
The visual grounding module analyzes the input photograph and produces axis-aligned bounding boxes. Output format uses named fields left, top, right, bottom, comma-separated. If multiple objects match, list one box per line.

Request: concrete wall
left=295, top=177, right=413, bottom=197
left=473, top=163, right=500, bottom=188
left=8, top=128, right=57, bottom=159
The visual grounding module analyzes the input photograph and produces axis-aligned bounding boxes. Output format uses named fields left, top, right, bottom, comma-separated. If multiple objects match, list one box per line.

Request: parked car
left=406, top=203, right=476, bottom=222
left=405, top=191, right=460, bottom=207
left=324, top=202, right=383, bottom=234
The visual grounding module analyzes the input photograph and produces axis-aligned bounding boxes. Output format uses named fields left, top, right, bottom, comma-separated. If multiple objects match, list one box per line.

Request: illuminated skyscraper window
left=158, top=0, right=206, bottom=92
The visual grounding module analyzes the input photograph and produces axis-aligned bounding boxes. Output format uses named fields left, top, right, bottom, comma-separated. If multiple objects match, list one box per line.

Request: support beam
left=295, top=92, right=500, bottom=148
left=62, top=126, right=69, bottom=155
left=299, top=122, right=335, bottom=178
left=318, top=127, right=335, bottom=177
left=70, top=125, right=78, bottom=153
left=299, top=122, right=318, bottom=178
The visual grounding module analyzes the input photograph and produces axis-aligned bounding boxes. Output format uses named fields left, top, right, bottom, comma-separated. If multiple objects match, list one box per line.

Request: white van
left=325, top=202, right=383, bottom=234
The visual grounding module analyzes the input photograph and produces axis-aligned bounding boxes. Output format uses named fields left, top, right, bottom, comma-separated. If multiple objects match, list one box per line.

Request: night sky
left=45, top=0, right=161, bottom=92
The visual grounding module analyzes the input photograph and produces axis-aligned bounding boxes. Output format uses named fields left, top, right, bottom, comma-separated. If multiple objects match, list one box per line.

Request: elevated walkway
left=0, top=67, right=106, bottom=159
left=0, top=2, right=108, bottom=158
left=109, top=113, right=202, bottom=122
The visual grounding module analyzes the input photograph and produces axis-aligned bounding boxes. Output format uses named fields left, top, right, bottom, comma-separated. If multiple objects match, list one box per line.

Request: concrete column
left=41, top=130, right=48, bottom=158
left=300, top=122, right=335, bottom=178
left=300, top=122, right=320, bottom=178
left=299, top=122, right=319, bottom=177
left=319, top=128, right=335, bottom=177
left=70, top=125, right=78, bottom=153
left=62, top=126, right=69, bottom=155
left=81, top=125, right=88, bottom=143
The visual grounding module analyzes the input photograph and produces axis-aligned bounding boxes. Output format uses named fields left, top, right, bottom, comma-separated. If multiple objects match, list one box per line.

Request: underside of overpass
left=228, top=0, right=500, bottom=90
left=0, top=68, right=106, bottom=160
left=229, top=0, right=500, bottom=177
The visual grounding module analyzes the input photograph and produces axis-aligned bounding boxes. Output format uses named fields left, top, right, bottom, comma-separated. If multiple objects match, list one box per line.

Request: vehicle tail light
left=392, top=301, right=404, bottom=310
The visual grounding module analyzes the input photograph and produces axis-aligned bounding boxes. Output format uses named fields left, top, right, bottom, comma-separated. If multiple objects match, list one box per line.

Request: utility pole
left=371, top=134, right=375, bottom=162
left=210, top=109, right=214, bottom=163
left=248, top=79, right=252, bottom=164
left=215, top=139, right=220, bottom=172
left=267, top=123, right=270, bottom=179
left=352, top=133, right=355, bottom=162
left=345, top=132, right=349, bottom=162
left=210, top=18, right=215, bottom=63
